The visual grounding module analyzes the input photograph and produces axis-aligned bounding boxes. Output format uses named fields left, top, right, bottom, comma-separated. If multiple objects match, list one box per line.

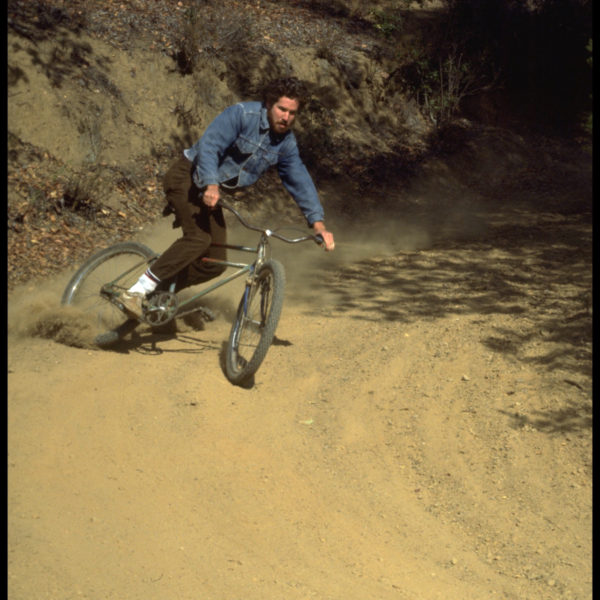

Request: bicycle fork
left=242, top=270, right=271, bottom=329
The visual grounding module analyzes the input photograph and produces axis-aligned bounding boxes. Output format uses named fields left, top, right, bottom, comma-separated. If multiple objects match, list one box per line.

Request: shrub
left=173, top=0, right=258, bottom=76
left=433, top=0, right=593, bottom=131
left=370, top=7, right=404, bottom=38
left=60, top=172, right=105, bottom=220
left=396, top=44, right=494, bottom=127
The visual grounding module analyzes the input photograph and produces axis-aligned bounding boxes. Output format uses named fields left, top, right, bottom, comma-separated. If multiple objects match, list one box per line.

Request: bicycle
left=61, top=200, right=324, bottom=385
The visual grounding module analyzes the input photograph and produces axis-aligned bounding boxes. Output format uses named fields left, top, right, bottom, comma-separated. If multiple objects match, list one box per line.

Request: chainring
left=143, top=291, right=179, bottom=326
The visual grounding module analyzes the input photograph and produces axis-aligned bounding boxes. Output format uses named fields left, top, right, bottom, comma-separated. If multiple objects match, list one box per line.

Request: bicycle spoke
left=225, top=260, right=285, bottom=384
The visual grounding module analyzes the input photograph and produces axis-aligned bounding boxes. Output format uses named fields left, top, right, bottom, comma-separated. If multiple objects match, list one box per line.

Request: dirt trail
left=7, top=149, right=592, bottom=599
left=7, top=2, right=592, bottom=596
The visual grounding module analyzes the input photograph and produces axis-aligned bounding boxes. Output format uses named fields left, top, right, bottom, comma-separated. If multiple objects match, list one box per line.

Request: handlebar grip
left=314, top=233, right=324, bottom=245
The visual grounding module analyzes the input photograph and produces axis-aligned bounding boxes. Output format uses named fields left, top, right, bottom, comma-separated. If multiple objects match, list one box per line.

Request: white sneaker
left=119, top=291, right=145, bottom=318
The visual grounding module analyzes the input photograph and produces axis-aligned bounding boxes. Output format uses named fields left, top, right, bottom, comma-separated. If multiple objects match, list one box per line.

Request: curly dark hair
left=262, top=77, right=309, bottom=111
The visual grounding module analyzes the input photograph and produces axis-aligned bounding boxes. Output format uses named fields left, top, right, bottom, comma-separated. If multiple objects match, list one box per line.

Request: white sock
left=128, top=270, right=159, bottom=295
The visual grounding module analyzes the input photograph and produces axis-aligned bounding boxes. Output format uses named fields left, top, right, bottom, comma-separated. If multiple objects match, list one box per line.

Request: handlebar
left=218, top=200, right=323, bottom=246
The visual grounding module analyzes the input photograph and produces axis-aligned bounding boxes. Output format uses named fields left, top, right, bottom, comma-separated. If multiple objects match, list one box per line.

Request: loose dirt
left=7, top=137, right=592, bottom=599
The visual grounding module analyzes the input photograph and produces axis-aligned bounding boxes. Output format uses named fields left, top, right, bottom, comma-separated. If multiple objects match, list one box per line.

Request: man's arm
left=193, top=104, right=243, bottom=188
left=277, top=141, right=335, bottom=251
left=185, top=104, right=245, bottom=207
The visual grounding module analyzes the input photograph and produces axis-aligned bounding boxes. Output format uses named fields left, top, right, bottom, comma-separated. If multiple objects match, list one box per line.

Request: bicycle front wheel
left=225, top=259, right=285, bottom=385
left=61, top=242, right=156, bottom=332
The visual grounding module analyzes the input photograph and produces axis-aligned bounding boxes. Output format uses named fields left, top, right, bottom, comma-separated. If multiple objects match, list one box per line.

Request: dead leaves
left=7, top=144, right=165, bottom=291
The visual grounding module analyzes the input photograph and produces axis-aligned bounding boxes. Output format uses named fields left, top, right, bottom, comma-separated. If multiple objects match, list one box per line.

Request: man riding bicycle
left=119, top=76, right=335, bottom=318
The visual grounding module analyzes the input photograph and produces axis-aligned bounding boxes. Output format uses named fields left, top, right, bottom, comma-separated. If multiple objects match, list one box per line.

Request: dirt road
left=8, top=141, right=592, bottom=599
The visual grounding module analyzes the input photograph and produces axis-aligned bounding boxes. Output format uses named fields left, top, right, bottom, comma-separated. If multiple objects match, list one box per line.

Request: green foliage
left=370, top=7, right=403, bottom=38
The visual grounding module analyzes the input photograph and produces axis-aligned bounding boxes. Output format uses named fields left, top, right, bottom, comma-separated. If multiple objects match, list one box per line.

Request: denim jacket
left=183, top=101, right=324, bottom=225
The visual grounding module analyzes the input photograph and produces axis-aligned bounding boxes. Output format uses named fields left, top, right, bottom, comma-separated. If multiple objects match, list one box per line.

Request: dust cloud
left=273, top=209, right=432, bottom=306
left=135, top=205, right=432, bottom=311
left=6, top=203, right=432, bottom=348
left=7, top=286, right=100, bottom=349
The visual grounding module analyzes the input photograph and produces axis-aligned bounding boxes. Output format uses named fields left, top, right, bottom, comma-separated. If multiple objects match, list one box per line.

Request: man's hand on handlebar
left=312, top=221, right=335, bottom=251
left=203, top=184, right=220, bottom=207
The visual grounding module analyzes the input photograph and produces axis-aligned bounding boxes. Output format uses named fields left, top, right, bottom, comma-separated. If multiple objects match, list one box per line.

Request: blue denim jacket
left=183, top=101, right=324, bottom=225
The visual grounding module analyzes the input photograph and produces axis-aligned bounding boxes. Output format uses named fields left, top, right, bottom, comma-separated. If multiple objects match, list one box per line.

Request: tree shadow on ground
left=314, top=203, right=592, bottom=383
left=498, top=394, right=592, bottom=435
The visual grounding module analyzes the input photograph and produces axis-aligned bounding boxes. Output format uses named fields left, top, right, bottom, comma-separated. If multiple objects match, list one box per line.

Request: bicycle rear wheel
left=61, top=242, right=156, bottom=334
left=225, top=259, right=285, bottom=385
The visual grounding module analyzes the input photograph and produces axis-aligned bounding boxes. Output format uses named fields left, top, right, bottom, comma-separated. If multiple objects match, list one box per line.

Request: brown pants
left=150, top=156, right=227, bottom=291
